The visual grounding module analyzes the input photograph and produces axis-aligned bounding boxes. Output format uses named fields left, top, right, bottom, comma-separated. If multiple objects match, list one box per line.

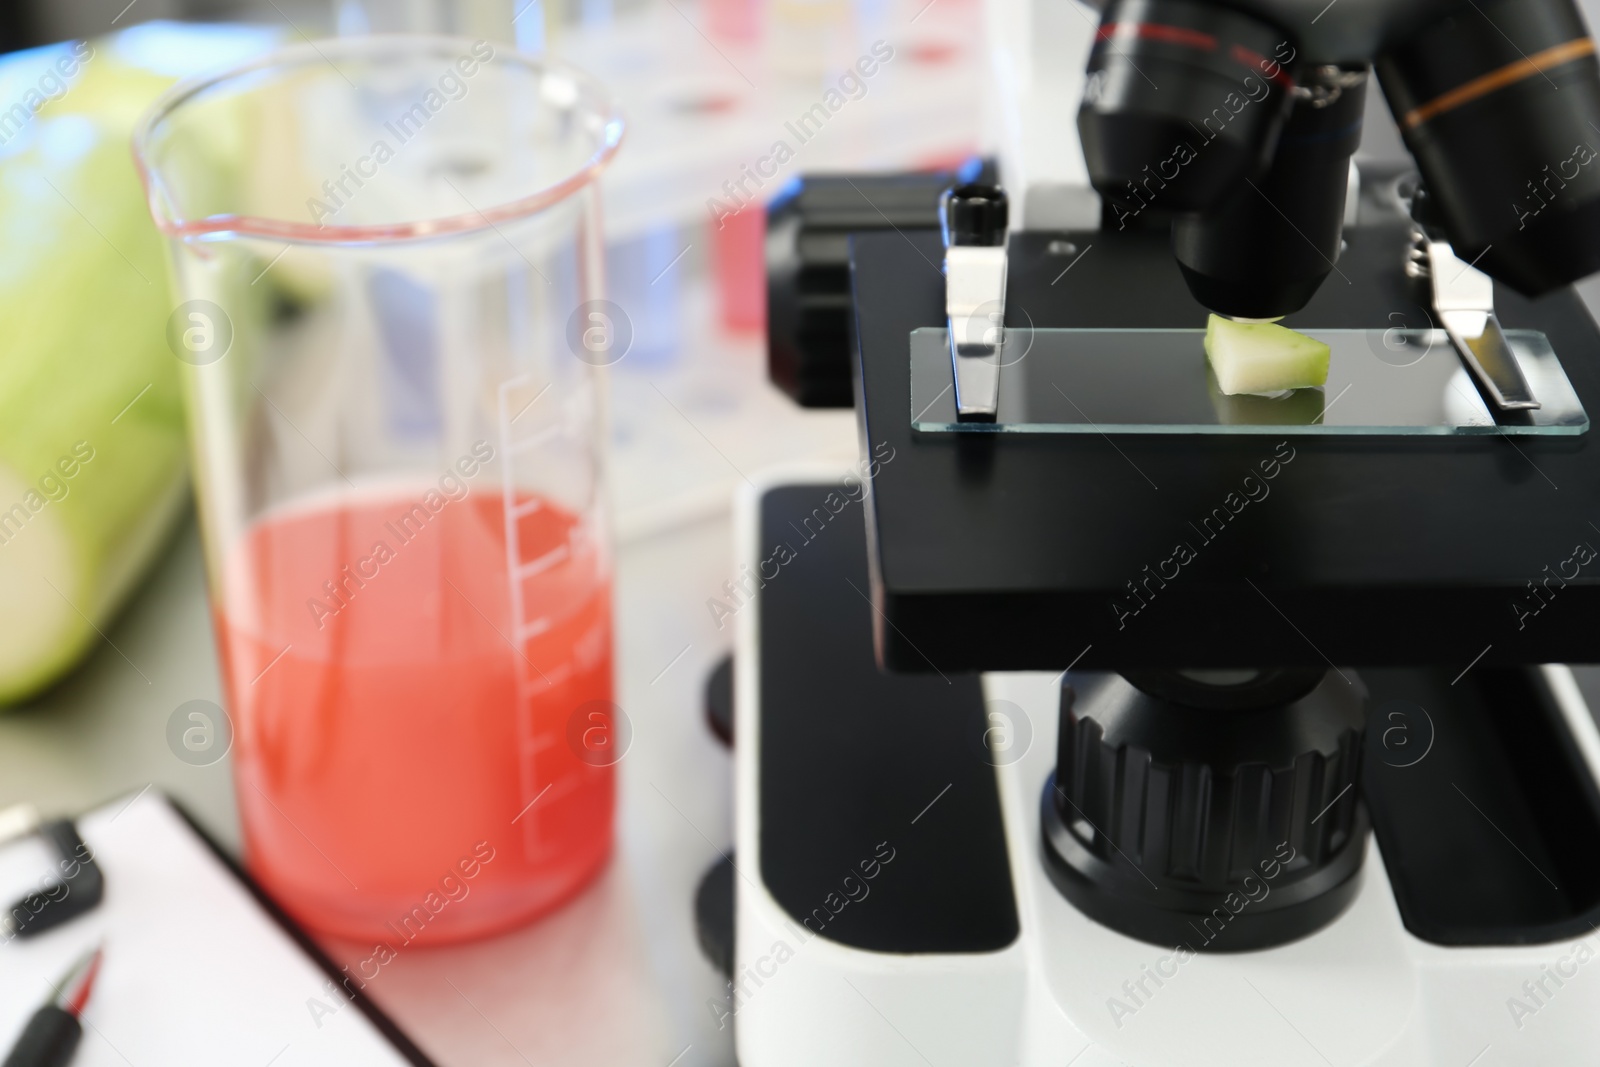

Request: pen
left=2, top=945, right=102, bottom=1067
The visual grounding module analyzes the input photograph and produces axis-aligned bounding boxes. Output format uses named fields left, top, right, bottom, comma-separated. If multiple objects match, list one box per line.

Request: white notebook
left=0, top=791, right=430, bottom=1066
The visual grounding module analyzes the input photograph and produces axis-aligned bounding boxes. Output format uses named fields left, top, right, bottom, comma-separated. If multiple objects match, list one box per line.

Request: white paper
left=0, top=791, right=417, bottom=1066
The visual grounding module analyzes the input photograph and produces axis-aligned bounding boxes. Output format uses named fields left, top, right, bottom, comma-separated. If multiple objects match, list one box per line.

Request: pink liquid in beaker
left=217, top=490, right=613, bottom=943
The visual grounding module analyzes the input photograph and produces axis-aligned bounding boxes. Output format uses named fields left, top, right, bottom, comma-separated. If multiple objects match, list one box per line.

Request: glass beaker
left=134, top=35, right=625, bottom=943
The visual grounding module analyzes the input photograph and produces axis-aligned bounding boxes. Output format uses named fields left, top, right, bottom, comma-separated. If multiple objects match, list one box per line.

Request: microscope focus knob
left=766, top=164, right=989, bottom=408
left=1042, top=668, right=1369, bottom=951
left=940, top=184, right=1008, bottom=248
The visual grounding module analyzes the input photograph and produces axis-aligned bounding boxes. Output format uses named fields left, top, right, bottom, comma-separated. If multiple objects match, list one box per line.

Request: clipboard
left=0, top=790, right=439, bottom=1067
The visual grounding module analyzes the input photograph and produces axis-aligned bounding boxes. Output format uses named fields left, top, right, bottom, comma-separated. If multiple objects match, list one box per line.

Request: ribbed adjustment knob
left=1042, top=668, right=1369, bottom=951
left=765, top=165, right=986, bottom=407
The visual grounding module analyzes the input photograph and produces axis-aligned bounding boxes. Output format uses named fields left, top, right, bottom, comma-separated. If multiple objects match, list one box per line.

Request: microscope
left=717, top=0, right=1600, bottom=1062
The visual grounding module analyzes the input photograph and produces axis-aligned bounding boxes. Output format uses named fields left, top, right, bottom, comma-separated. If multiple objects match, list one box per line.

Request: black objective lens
left=1377, top=0, right=1600, bottom=296
left=1174, top=70, right=1367, bottom=319
left=1078, top=0, right=1298, bottom=221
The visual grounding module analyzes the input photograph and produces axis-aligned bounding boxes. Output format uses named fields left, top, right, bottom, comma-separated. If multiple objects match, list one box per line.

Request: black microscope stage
left=852, top=225, right=1600, bottom=673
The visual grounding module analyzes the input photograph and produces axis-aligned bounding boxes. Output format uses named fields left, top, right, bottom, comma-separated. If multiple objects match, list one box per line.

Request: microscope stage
left=853, top=227, right=1600, bottom=671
